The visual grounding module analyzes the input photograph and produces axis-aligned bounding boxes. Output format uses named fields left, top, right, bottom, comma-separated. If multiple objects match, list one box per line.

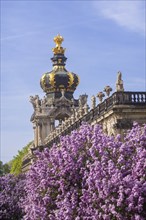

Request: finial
left=104, top=86, right=112, bottom=97
left=116, top=71, right=124, bottom=92
left=52, top=34, right=65, bottom=54
left=97, top=92, right=105, bottom=103
left=91, top=95, right=96, bottom=109
left=54, top=34, right=64, bottom=47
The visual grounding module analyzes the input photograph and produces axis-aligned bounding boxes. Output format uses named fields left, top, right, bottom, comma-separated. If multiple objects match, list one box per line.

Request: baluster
left=105, top=99, right=107, bottom=110
left=131, top=94, right=134, bottom=102
left=133, top=94, right=136, bottom=102
left=142, top=94, right=144, bottom=102
left=143, top=94, right=146, bottom=102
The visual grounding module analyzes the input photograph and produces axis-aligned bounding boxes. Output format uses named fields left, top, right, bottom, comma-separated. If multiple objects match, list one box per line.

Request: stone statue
left=41, top=96, right=47, bottom=108
left=104, top=86, right=112, bottom=97
left=79, top=94, right=88, bottom=107
left=30, top=95, right=41, bottom=112
left=116, top=71, right=124, bottom=92
left=97, top=92, right=105, bottom=103
left=30, top=95, right=40, bottom=108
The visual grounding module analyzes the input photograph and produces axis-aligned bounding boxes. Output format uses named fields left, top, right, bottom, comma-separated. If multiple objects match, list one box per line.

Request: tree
left=0, top=161, right=11, bottom=176
left=10, top=141, right=32, bottom=175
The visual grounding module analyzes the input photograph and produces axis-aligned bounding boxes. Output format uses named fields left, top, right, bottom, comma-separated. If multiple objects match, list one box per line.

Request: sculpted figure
left=41, top=96, right=47, bottom=108
left=79, top=94, right=88, bottom=107
left=116, top=71, right=124, bottom=92
left=97, top=92, right=105, bottom=103
left=29, top=95, right=41, bottom=111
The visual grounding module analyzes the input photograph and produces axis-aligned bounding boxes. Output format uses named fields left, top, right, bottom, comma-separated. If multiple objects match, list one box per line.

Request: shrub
left=10, top=141, right=32, bottom=175
left=0, top=174, right=26, bottom=219
left=23, top=123, right=146, bottom=220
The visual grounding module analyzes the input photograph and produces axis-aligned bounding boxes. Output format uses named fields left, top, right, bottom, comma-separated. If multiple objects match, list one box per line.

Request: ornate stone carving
left=41, top=96, right=47, bottom=108
left=30, top=95, right=41, bottom=110
left=104, top=86, right=112, bottom=97
left=79, top=94, right=88, bottom=107
left=97, top=92, right=105, bottom=103
left=91, top=95, right=96, bottom=109
left=116, top=71, right=124, bottom=92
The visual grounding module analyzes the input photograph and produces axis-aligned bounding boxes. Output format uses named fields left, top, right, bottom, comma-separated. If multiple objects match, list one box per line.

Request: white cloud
left=93, top=1, right=145, bottom=35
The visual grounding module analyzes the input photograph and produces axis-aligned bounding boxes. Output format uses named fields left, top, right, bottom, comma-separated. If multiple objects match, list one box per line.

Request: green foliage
left=10, top=141, right=32, bottom=175
left=0, top=161, right=11, bottom=176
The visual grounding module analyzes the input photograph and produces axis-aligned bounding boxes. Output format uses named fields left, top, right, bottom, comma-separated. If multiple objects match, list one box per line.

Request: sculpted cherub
left=29, top=95, right=41, bottom=111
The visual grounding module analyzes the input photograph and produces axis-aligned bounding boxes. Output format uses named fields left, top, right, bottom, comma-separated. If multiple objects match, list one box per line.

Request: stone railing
left=22, top=91, right=146, bottom=170
left=43, top=91, right=146, bottom=148
left=23, top=92, right=146, bottom=168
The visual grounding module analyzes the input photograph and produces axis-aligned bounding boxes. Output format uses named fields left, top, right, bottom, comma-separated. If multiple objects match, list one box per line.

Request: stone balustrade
left=22, top=91, right=146, bottom=169
left=43, top=91, right=146, bottom=147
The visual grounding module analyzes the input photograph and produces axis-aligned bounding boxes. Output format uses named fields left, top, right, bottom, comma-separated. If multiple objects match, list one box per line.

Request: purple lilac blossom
left=23, top=123, right=146, bottom=220
left=0, top=174, right=26, bottom=219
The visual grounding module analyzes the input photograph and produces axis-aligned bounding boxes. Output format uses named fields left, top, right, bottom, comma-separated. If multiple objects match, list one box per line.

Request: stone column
left=37, top=120, right=42, bottom=146
left=33, top=123, right=38, bottom=147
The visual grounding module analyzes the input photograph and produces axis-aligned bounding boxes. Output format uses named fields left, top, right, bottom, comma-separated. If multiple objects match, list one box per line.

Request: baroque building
left=29, top=34, right=87, bottom=149
left=22, top=35, right=146, bottom=172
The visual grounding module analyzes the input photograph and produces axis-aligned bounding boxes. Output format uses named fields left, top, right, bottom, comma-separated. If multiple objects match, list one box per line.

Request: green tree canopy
left=0, top=161, right=11, bottom=176
left=10, top=141, right=32, bottom=175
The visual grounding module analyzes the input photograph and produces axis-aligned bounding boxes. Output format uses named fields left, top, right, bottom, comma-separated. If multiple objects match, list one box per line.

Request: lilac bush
left=23, top=123, right=146, bottom=220
left=80, top=123, right=146, bottom=220
left=0, top=174, right=26, bottom=219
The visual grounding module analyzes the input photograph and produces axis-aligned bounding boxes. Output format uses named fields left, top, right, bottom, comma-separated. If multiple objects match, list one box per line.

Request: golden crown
left=52, top=34, right=65, bottom=54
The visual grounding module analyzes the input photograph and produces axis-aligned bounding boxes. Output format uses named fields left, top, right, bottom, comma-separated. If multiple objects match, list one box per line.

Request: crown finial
left=52, top=34, right=65, bottom=54
left=54, top=34, right=64, bottom=47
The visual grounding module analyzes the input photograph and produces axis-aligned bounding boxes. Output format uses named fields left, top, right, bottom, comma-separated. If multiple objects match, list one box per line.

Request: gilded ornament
left=41, top=74, right=46, bottom=86
left=54, top=34, right=64, bottom=47
left=58, top=59, right=62, bottom=64
left=68, top=72, right=74, bottom=87
left=49, top=72, right=55, bottom=87
left=52, top=34, right=66, bottom=54
left=76, top=75, right=80, bottom=86
left=59, top=85, right=65, bottom=89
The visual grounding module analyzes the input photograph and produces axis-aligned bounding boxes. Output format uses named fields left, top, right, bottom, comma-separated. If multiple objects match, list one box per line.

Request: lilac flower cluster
left=23, top=123, right=146, bottom=220
left=0, top=174, right=26, bottom=219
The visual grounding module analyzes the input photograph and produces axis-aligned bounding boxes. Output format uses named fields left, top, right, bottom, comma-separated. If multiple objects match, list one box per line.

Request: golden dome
left=40, top=35, right=80, bottom=99
left=40, top=66, right=80, bottom=94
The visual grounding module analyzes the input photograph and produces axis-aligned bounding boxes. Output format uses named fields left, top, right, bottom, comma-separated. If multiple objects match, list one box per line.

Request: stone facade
left=29, top=93, right=88, bottom=149
left=22, top=35, right=146, bottom=172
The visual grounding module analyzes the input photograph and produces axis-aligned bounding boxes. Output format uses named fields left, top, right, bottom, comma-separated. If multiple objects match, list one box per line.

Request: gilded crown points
left=52, top=34, right=66, bottom=54
left=54, top=34, right=64, bottom=47
left=40, top=35, right=79, bottom=95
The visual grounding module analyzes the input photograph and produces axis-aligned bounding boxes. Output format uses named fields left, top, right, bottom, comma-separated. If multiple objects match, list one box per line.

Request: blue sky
left=1, top=0, right=145, bottom=163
